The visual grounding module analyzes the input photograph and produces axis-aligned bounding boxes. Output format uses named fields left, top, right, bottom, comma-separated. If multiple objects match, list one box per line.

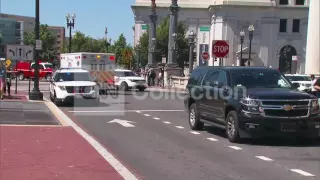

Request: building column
left=147, top=0, right=157, bottom=68
left=305, top=0, right=320, bottom=74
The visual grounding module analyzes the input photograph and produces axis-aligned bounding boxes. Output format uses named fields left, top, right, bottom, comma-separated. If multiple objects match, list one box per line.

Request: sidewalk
left=0, top=126, right=123, bottom=180
left=0, top=94, right=126, bottom=180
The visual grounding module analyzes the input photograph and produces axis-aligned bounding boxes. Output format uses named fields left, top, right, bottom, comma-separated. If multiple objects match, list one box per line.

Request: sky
left=1, top=0, right=135, bottom=45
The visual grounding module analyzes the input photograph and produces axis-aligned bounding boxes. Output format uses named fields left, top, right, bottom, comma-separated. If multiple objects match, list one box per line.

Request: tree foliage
left=24, top=24, right=57, bottom=61
left=137, top=16, right=189, bottom=68
left=63, top=31, right=108, bottom=53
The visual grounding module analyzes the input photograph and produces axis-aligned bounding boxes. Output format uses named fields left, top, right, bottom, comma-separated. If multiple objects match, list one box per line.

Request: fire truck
left=60, top=52, right=116, bottom=92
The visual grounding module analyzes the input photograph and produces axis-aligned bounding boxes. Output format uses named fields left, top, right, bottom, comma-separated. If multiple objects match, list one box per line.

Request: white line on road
left=163, top=121, right=171, bottom=124
left=69, top=110, right=184, bottom=113
left=290, top=169, right=315, bottom=177
left=144, top=114, right=150, bottom=116
left=136, top=111, right=141, bottom=113
left=228, top=146, right=242, bottom=150
left=45, top=101, right=139, bottom=179
left=153, top=117, right=160, bottom=120
left=175, top=126, right=184, bottom=129
left=255, top=156, right=273, bottom=161
left=190, top=131, right=200, bottom=135
left=207, top=138, right=218, bottom=141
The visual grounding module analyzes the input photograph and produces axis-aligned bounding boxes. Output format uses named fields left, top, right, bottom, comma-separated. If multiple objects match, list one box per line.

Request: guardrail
left=168, top=75, right=189, bottom=90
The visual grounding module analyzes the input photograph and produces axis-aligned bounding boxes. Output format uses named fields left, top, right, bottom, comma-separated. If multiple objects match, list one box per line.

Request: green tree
left=121, top=46, right=133, bottom=69
left=137, top=16, right=189, bottom=68
left=62, top=31, right=110, bottom=53
left=24, top=24, right=57, bottom=61
left=113, top=34, right=127, bottom=65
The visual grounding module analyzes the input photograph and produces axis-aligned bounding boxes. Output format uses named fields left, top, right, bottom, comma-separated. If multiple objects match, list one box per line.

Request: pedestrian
left=310, top=74, right=317, bottom=96
left=0, top=61, right=6, bottom=99
left=148, top=68, right=156, bottom=86
left=5, top=67, right=12, bottom=96
left=312, top=75, right=320, bottom=103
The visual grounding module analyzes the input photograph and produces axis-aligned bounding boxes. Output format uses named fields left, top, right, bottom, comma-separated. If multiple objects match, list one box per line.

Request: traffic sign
left=35, top=39, right=42, bottom=50
left=201, top=52, right=209, bottom=60
left=6, top=45, right=34, bottom=61
left=212, top=40, right=229, bottom=58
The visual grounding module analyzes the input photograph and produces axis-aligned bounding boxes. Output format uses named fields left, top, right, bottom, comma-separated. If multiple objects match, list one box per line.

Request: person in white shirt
left=311, top=75, right=317, bottom=95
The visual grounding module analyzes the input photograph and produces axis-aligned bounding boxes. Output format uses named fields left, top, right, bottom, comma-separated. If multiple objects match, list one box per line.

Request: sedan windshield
left=54, top=72, right=91, bottom=82
left=44, top=64, right=53, bottom=69
left=231, top=70, right=291, bottom=88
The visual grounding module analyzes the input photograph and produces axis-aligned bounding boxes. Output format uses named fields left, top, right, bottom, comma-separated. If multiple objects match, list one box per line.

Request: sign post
left=212, top=40, right=229, bottom=66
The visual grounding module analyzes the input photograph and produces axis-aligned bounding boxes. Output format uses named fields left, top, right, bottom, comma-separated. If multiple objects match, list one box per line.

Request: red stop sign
left=212, top=40, right=229, bottom=58
left=201, top=52, right=209, bottom=60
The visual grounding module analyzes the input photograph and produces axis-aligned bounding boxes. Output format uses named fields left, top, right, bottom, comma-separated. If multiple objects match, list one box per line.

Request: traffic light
left=193, top=52, right=197, bottom=61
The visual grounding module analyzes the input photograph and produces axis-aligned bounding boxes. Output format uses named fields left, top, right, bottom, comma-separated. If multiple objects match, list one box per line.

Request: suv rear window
left=115, top=71, right=136, bottom=77
left=188, top=69, right=207, bottom=85
left=286, top=76, right=311, bottom=81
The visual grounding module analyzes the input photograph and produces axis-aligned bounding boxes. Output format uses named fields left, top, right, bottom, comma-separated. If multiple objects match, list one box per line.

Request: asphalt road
left=22, top=82, right=320, bottom=180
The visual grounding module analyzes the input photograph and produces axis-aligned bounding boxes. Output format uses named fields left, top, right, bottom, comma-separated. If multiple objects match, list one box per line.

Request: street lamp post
left=29, top=0, right=43, bottom=100
left=248, top=25, right=254, bottom=66
left=66, top=13, right=76, bottom=53
left=239, top=31, right=245, bottom=66
left=188, top=30, right=196, bottom=74
left=167, top=0, right=179, bottom=67
left=136, top=42, right=141, bottom=69
left=147, top=0, right=157, bottom=67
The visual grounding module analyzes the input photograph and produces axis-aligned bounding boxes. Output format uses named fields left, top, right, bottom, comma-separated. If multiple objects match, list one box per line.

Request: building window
left=279, top=19, right=287, bottom=32
left=292, top=19, right=300, bottom=33
left=295, top=0, right=304, bottom=5
left=279, top=0, right=288, bottom=5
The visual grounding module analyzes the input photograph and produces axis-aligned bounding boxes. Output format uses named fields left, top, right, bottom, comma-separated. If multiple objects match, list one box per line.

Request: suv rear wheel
left=189, top=103, right=204, bottom=130
left=226, top=111, right=241, bottom=143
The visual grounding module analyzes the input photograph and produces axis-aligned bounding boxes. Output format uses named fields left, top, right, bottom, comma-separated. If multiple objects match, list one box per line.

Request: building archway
left=278, top=45, right=297, bottom=73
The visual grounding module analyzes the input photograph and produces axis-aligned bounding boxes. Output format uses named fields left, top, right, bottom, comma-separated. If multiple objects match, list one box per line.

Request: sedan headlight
left=240, top=98, right=261, bottom=114
left=58, top=85, right=66, bottom=90
left=310, top=99, right=319, bottom=114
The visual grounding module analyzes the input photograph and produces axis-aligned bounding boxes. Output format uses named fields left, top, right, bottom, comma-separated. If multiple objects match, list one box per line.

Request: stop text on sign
left=213, top=46, right=228, bottom=53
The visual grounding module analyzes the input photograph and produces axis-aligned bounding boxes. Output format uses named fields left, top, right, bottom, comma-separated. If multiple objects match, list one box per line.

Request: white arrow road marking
left=108, top=119, right=136, bottom=127
left=255, top=156, right=273, bottom=161
left=228, top=146, right=242, bottom=150
left=207, top=138, right=218, bottom=141
left=290, top=169, right=315, bottom=176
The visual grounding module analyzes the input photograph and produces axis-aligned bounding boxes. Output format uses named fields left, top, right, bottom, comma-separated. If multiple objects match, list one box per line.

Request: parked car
left=184, top=66, right=320, bottom=143
left=285, top=74, right=312, bottom=91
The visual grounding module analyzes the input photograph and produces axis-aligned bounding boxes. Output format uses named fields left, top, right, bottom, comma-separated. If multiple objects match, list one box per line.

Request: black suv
left=184, top=66, right=320, bottom=142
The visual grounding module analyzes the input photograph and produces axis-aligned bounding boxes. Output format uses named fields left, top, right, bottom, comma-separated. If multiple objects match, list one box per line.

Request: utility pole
left=166, top=0, right=179, bottom=67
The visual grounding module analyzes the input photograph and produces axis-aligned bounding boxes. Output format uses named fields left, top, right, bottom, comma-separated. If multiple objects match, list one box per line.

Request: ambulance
left=60, top=52, right=116, bottom=92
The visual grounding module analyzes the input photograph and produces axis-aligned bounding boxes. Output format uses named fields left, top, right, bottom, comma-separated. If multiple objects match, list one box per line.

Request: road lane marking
left=175, top=126, right=184, bottom=129
left=45, top=101, right=139, bottom=179
left=163, top=121, right=171, bottom=124
left=136, top=111, right=141, bottom=113
left=290, top=169, right=315, bottom=177
left=255, top=156, right=273, bottom=161
left=144, top=114, right=150, bottom=116
left=69, top=110, right=184, bottom=113
left=207, top=138, right=218, bottom=141
left=228, top=146, right=242, bottom=150
left=153, top=117, right=160, bottom=120
left=190, top=131, right=200, bottom=135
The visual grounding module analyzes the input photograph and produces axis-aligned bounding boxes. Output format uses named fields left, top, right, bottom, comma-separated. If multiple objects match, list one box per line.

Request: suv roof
left=193, top=66, right=278, bottom=72
left=56, top=68, right=89, bottom=73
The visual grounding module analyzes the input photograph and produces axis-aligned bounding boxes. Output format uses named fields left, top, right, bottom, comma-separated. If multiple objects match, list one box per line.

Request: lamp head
left=248, top=24, right=255, bottom=32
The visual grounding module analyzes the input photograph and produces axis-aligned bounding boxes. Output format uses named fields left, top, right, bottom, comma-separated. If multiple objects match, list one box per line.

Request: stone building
left=131, top=0, right=314, bottom=74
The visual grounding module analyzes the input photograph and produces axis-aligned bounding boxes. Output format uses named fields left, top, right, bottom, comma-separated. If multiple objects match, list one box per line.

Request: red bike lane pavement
left=0, top=126, right=123, bottom=180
